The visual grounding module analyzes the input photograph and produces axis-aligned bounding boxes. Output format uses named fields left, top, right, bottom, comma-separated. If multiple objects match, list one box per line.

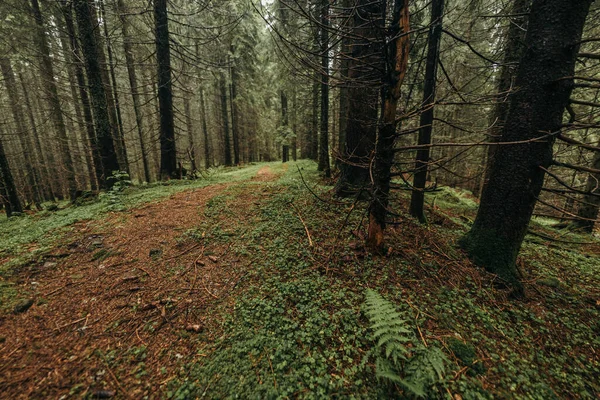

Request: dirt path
left=0, top=167, right=279, bottom=399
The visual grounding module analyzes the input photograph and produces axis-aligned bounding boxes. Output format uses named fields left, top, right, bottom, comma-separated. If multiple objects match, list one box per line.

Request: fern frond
left=364, top=289, right=449, bottom=399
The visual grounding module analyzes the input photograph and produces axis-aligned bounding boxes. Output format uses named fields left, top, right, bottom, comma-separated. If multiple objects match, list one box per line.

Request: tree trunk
left=93, top=0, right=128, bottom=174
left=367, top=0, right=410, bottom=252
left=480, top=0, right=530, bottom=196
left=409, top=0, right=444, bottom=222
left=199, top=87, right=211, bottom=169
left=335, top=0, right=383, bottom=197
left=116, top=0, right=151, bottom=183
left=229, top=54, right=241, bottom=165
left=220, top=75, right=233, bottom=166
left=0, top=128, right=22, bottom=217
left=317, top=0, right=331, bottom=176
left=183, top=93, right=197, bottom=172
left=30, top=0, right=77, bottom=199
left=0, top=57, right=42, bottom=207
left=281, top=90, right=289, bottom=163
left=460, top=0, right=592, bottom=290
left=62, top=2, right=100, bottom=191
left=18, top=71, right=54, bottom=200
left=154, top=0, right=178, bottom=179
left=575, top=151, right=600, bottom=232
left=74, top=0, right=121, bottom=188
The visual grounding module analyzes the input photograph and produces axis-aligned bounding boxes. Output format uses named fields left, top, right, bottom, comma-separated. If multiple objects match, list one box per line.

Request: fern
left=364, top=289, right=448, bottom=398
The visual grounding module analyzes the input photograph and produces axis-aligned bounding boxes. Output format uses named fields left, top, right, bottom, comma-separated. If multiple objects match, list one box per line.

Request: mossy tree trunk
left=460, top=0, right=593, bottom=290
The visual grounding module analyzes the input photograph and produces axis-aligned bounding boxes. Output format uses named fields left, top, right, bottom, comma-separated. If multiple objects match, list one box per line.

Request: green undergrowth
left=169, top=163, right=599, bottom=399
left=2, top=161, right=599, bottom=398
left=0, top=163, right=279, bottom=274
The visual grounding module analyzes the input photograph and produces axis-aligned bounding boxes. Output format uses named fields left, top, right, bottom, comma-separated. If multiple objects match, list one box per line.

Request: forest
left=0, top=0, right=599, bottom=398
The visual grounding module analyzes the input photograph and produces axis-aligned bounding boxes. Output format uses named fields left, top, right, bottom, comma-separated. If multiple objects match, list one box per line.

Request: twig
left=102, top=357, right=133, bottom=400
left=290, top=203, right=313, bottom=246
left=53, top=317, right=87, bottom=331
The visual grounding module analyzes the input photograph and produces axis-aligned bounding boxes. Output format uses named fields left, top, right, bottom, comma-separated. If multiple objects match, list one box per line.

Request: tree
left=460, top=0, right=593, bottom=291
left=0, top=56, right=43, bottom=207
left=317, top=0, right=331, bottom=177
left=367, top=0, right=410, bottom=251
left=409, top=0, right=445, bottom=222
left=335, top=0, right=384, bottom=197
left=0, top=127, right=23, bottom=217
left=116, top=0, right=152, bottom=182
left=479, top=0, right=530, bottom=196
left=154, top=0, right=177, bottom=179
left=74, top=0, right=121, bottom=188
left=30, top=0, right=77, bottom=199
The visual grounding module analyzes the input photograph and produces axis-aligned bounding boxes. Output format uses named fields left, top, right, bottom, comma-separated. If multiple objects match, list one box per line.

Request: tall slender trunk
left=62, top=2, right=100, bottom=191
left=74, top=0, right=121, bottom=188
left=0, top=127, right=22, bottom=217
left=116, top=0, right=151, bottom=182
left=183, top=93, right=197, bottom=172
left=199, top=87, right=211, bottom=170
left=281, top=91, right=289, bottom=163
left=220, top=75, right=233, bottom=166
left=154, top=0, right=178, bottom=178
left=0, top=57, right=42, bottom=207
left=409, top=0, right=444, bottom=222
left=89, top=1, right=127, bottom=173
left=460, top=0, right=592, bottom=290
left=367, top=0, right=410, bottom=252
left=30, top=0, right=77, bottom=199
left=18, top=71, right=54, bottom=200
left=229, top=54, right=240, bottom=165
left=317, top=0, right=331, bottom=176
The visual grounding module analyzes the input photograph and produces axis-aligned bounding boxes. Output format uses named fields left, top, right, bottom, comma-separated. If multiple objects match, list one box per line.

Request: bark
left=335, top=0, right=384, bottom=197
left=154, top=0, right=178, bottom=178
left=229, top=54, right=241, bottom=165
left=183, top=93, right=197, bottom=172
left=220, top=75, right=233, bottom=166
left=199, top=87, right=211, bottom=169
left=281, top=90, right=289, bottom=163
left=30, top=0, right=77, bottom=198
left=62, top=2, right=101, bottom=191
left=309, top=76, right=319, bottom=160
left=0, top=128, right=22, bottom=217
left=116, top=0, right=151, bottom=183
left=460, top=0, right=592, bottom=290
left=480, top=0, right=530, bottom=195
left=575, top=151, right=600, bottom=232
left=0, top=57, right=42, bottom=206
left=18, top=71, right=54, bottom=200
left=409, top=0, right=444, bottom=222
left=97, top=0, right=130, bottom=173
left=317, top=0, right=331, bottom=176
left=74, top=0, right=121, bottom=187
left=367, top=0, right=410, bottom=252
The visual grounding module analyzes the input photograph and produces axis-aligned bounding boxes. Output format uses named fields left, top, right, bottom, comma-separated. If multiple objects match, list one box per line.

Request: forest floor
left=0, top=161, right=599, bottom=399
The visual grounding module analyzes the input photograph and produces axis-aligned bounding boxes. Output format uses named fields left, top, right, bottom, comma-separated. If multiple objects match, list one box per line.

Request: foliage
left=364, top=289, right=448, bottom=398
